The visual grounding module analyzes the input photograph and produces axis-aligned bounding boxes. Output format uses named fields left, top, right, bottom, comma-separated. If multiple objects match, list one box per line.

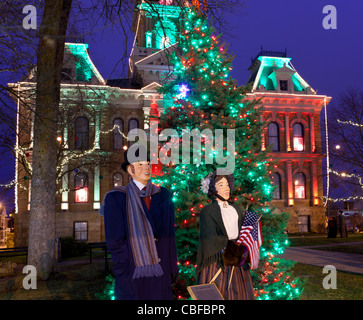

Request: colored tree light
left=99, top=4, right=303, bottom=301
left=159, top=0, right=173, bottom=5
left=178, top=84, right=190, bottom=99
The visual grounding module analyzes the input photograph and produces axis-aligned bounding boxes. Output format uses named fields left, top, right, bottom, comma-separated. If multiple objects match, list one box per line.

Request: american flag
left=236, top=210, right=263, bottom=270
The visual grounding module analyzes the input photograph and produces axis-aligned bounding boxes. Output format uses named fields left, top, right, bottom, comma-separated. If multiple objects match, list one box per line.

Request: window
left=75, top=172, right=88, bottom=203
left=128, top=118, right=139, bottom=146
left=280, top=80, right=288, bottom=91
left=74, top=222, right=88, bottom=241
left=113, top=118, right=124, bottom=150
left=293, top=123, right=304, bottom=151
left=270, top=173, right=281, bottom=200
left=75, top=116, right=89, bottom=149
left=146, top=31, right=152, bottom=48
left=298, top=215, right=310, bottom=233
left=268, top=122, right=280, bottom=151
left=113, top=172, right=123, bottom=188
left=129, top=118, right=139, bottom=131
left=294, top=172, right=306, bottom=199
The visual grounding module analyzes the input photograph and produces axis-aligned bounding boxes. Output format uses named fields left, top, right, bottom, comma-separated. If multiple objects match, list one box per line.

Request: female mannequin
left=196, top=171, right=255, bottom=300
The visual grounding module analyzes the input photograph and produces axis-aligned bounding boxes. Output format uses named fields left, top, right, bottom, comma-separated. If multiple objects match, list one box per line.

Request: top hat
left=121, top=144, right=150, bottom=172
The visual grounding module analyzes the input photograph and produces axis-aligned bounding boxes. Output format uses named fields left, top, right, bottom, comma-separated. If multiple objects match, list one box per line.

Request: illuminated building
left=245, top=49, right=332, bottom=232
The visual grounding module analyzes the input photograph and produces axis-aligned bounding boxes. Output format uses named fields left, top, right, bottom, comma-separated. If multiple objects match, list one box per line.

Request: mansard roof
left=247, top=50, right=315, bottom=94
left=62, top=43, right=106, bottom=85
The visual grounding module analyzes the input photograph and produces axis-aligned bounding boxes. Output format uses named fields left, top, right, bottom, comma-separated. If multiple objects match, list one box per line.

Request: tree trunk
left=28, top=0, right=72, bottom=280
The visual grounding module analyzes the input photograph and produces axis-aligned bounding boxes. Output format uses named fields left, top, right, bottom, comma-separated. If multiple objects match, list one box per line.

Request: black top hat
left=121, top=144, right=150, bottom=172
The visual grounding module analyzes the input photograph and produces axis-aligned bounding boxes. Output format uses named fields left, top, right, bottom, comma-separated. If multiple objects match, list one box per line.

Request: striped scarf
left=126, top=179, right=163, bottom=279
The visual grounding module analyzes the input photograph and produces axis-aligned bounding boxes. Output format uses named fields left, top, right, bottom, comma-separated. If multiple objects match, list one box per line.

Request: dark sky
left=87, top=0, right=363, bottom=102
left=1, top=0, right=362, bottom=212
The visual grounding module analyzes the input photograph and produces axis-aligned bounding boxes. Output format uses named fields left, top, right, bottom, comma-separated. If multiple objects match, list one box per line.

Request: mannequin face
left=215, top=177, right=230, bottom=200
left=127, top=161, right=151, bottom=185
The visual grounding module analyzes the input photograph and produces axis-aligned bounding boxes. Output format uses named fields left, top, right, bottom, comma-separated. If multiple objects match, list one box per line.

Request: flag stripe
left=236, top=211, right=262, bottom=270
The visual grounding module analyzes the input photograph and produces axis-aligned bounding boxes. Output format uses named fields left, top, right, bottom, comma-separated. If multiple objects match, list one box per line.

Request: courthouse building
left=9, top=0, right=330, bottom=245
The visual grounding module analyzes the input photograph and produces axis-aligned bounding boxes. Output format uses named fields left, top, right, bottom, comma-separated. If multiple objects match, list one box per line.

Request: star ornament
left=177, top=84, right=190, bottom=99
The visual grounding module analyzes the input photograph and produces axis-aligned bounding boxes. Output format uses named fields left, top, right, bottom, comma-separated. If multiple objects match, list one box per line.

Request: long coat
left=102, top=186, right=178, bottom=300
left=196, top=201, right=255, bottom=300
left=196, top=201, right=243, bottom=275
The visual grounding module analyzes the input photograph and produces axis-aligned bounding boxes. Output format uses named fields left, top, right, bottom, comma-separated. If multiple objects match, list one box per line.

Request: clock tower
left=129, top=0, right=184, bottom=81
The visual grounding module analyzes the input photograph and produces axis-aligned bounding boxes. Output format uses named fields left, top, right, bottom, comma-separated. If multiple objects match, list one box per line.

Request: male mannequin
left=101, top=147, right=178, bottom=300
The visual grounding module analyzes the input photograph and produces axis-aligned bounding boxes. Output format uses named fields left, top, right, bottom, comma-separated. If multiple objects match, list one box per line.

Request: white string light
left=337, top=119, right=363, bottom=127
left=322, top=195, right=363, bottom=203
left=324, top=97, right=330, bottom=207
left=9, top=124, right=129, bottom=192
left=325, top=117, right=363, bottom=204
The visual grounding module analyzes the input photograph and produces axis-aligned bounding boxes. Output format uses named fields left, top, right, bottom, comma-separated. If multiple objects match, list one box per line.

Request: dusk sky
left=1, top=0, right=362, bottom=212
left=87, top=0, right=362, bottom=103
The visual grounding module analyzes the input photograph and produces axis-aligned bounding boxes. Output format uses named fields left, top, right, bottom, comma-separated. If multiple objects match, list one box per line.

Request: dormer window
left=280, top=80, right=288, bottom=91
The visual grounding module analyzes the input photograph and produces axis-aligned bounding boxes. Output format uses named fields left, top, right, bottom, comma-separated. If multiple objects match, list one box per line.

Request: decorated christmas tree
left=97, top=4, right=303, bottom=301
left=152, top=6, right=303, bottom=300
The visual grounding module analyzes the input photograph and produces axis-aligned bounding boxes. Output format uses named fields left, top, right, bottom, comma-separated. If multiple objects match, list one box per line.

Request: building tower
left=127, top=0, right=184, bottom=86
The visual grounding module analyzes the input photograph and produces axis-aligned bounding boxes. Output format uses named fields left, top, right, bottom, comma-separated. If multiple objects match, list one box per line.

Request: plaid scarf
left=99, top=179, right=162, bottom=279
left=126, top=179, right=163, bottom=279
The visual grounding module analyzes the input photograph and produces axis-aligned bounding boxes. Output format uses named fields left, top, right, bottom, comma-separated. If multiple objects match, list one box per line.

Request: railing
left=0, top=246, right=28, bottom=260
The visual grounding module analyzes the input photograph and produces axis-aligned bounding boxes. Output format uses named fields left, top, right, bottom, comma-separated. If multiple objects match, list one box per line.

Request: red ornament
left=152, top=159, right=163, bottom=176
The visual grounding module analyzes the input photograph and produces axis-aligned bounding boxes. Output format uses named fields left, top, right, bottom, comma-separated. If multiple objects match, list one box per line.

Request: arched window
left=113, top=172, right=123, bottom=188
left=128, top=118, right=139, bottom=146
left=75, top=172, right=88, bottom=203
left=129, top=118, right=139, bottom=131
left=113, top=118, right=124, bottom=150
left=268, top=122, right=280, bottom=151
left=270, top=172, right=281, bottom=200
left=294, top=172, right=306, bottom=199
left=75, top=116, right=89, bottom=150
left=293, top=123, right=304, bottom=151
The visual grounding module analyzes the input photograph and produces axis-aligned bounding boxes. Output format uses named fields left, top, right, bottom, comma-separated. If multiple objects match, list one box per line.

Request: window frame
left=113, top=118, right=124, bottom=150
left=74, top=172, right=89, bottom=203
left=74, top=116, right=89, bottom=150
left=293, top=123, right=304, bottom=151
left=74, top=221, right=88, bottom=241
left=268, top=122, right=280, bottom=152
left=280, top=80, right=288, bottom=91
left=294, top=172, right=306, bottom=199
left=270, top=172, right=282, bottom=200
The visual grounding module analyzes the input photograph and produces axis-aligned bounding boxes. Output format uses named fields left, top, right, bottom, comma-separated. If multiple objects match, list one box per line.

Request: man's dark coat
left=102, top=186, right=178, bottom=300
